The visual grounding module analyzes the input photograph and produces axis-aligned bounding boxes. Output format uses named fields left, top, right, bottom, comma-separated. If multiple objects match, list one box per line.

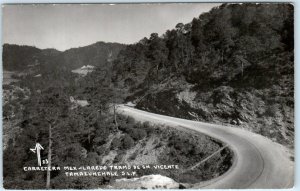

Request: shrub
left=113, top=153, right=124, bottom=163
left=129, top=151, right=138, bottom=160
left=86, top=152, right=99, bottom=165
left=264, top=104, right=279, bottom=117
left=134, top=122, right=143, bottom=129
left=143, top=121, right=150, bottom=128
left=119, top=118, right=135, bottom=133
left=93, top=137, right=105, bottom=146
left=128, top=128, right=147, bottom=141
left=142, top=122, right=156, bottom=135
left=3, top=84, right=12, bottom=90
left=15, top=89, right=25, bottom=100
left=126, top=116, right=135, bottom=124
left=154, top=141, right=164, bottom=149
left=94, top=126, right=110, bottom=145
left=121, top=134, right=134, bottom=150
left=95, top=145, right=106, bottom=155
left=110, top=138, right=121, bottom=150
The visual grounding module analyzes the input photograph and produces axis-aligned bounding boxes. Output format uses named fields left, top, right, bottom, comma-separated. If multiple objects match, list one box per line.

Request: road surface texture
left=117, top=105, right=294, bottom=189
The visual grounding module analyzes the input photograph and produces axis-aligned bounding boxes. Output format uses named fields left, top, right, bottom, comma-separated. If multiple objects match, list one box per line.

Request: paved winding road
left=117, top=105, right=294, bottom=189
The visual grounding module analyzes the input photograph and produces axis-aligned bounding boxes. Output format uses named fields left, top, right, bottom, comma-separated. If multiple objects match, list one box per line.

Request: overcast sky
left=2, top=3, right=220, bottom=51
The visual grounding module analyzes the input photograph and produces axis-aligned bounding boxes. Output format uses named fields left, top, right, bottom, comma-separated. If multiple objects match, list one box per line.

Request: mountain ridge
left=2, top=41, right=125, bottom=71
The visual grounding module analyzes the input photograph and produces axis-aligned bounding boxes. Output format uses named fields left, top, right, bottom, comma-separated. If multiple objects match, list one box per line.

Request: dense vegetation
left=3, top=44, right=42, bottom=71
left=113, top=3, right=293, bottom=90
left=112, top=3, right=294, bottom=147
left=3, top=78, right=231, bottom=188
left=2, top=3, right=294, bottom=189
left=3, top=42, right=231, bottom=190
left=3, top=41, right=125, bottom=71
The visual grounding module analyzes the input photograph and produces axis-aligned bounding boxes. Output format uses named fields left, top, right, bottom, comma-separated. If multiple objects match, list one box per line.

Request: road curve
left=117, top=105, right=294, bottom=189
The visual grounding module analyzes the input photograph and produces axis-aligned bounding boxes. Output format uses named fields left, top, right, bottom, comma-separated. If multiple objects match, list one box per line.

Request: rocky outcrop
left=137, top=83, right=294, bottom=148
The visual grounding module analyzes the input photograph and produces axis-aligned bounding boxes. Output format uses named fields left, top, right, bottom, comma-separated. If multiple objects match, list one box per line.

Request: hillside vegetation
left=3, top=85, right=231, bottom=188
left=2, top=3, right=294, bottom=189
left=111, top=3, right=294, bottom=147
left=3, top=41, right=125, bottom=71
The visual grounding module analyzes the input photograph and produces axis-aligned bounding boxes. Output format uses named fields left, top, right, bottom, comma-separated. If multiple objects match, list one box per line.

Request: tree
left=37, top=88, right=69, bottom=189
left=147, top=33, right=169, bottom=81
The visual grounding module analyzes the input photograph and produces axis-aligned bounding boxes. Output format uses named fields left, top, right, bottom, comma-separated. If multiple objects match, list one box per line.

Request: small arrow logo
left=30, top=143, right=44, bottom=166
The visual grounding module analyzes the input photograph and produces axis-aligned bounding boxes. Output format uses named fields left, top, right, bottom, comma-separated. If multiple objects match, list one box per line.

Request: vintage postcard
left=2, top=3, right=294, bottom=189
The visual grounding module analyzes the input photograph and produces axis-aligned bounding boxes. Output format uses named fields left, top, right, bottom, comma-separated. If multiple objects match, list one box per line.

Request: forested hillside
left=3, top=44, right=42, bottom=71
left=3, top=59, right=232, bottom=189
left=3, top=41, right=125, bottom=71
left=111, top=3, right=294, bottom=147
left=113, top=4, right=293, bottom=87
left=2, top=3, right=294, bottom=189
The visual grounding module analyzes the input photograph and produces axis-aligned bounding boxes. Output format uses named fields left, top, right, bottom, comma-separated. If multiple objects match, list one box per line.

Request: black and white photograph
left=1, top=2, right=294, bottom=189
